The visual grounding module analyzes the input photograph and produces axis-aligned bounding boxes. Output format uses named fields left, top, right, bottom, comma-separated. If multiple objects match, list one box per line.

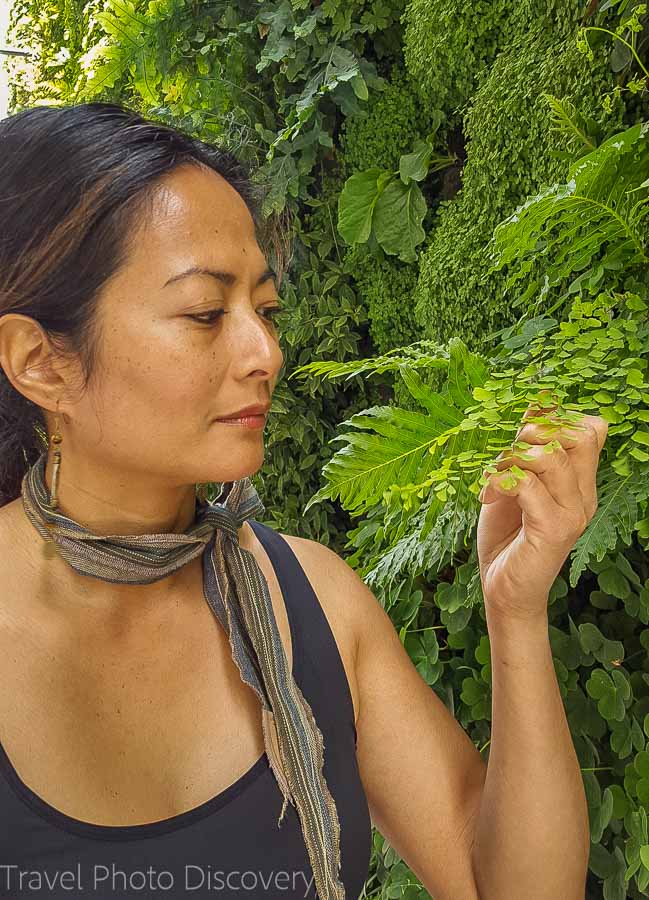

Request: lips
left=216, top=403, right=270, bottom=419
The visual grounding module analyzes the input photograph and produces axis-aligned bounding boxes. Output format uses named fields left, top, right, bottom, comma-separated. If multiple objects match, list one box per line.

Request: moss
left=412, top=26, right=630, bottom=349
left=403, top=0, right=588, bottom=115
left=339, top=64, right=439, bottom=173
left=343, top=243, right=420, bottom=354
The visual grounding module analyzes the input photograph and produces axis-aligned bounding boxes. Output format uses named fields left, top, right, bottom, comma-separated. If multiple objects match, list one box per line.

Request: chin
left=203, top=453, right=265, bottom=487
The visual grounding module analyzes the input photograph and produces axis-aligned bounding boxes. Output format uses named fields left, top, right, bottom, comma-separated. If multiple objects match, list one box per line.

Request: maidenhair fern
left=290, top=288, right=649, bottom=595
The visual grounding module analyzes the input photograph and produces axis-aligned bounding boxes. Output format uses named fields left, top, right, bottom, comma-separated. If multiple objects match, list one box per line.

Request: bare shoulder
left=277, top=531, right=362, bottom=661
left=272, top=531, right=365, bottom=726
left=276, top=530, right=403, bottom=675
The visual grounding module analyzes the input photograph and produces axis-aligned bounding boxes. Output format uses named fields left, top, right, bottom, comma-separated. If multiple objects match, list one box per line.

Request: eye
left=187, top=306, right=284, bottom=326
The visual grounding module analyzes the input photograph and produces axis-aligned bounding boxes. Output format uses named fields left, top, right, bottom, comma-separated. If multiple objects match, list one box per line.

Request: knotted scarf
left=21, top=448, right=345, bottom=900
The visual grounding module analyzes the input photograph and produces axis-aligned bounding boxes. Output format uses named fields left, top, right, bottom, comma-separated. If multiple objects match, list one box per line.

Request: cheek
left=90, top=323, right=224, bottom=425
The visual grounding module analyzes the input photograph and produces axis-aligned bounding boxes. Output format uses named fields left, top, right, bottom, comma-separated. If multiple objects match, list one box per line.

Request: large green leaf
left=372, top=179, right=427, bottom=262
left=337, top=167, right=385, bottom=244
left=399, top=138, right=433, bottom=183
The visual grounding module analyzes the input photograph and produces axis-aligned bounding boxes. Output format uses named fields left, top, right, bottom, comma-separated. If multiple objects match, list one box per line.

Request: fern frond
left=487, top=120, right=649, bottom=303
left=569, top=470, right=637, bottom=586
left=360, top=495, right=440, bottom=594
left=289, top=340, right=449, bottom=384
left=542, top=92, right=599, bottom=155
left=303, top=404, right=464, bottom=514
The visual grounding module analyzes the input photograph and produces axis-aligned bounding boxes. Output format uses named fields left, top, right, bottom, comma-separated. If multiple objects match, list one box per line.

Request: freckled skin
left=0, top=163, right=284, bottom=613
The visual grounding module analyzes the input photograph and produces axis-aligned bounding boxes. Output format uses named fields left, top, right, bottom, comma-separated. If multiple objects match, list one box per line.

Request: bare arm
left=295, top=537, right=590, bottom=899
left=471, top=604, right=590, bottom=900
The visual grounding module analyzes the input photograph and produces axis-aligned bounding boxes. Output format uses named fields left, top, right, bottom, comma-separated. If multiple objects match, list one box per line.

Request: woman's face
left=51, top=162, right=284, bottom=520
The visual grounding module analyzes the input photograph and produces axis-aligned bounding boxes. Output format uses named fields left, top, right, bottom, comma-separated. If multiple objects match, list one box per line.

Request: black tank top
left=0, top=519, right=372, bottom=898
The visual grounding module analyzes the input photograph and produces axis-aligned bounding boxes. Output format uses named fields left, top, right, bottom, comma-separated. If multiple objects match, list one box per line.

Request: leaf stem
left=407, top=625, right=447, bottom=632
left=582, top=26, right=649, bottom=79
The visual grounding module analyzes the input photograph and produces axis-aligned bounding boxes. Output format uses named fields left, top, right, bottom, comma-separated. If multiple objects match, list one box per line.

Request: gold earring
left=48, top=402, right=63, bottom=511
left=43, top=402, right=63, bottom=559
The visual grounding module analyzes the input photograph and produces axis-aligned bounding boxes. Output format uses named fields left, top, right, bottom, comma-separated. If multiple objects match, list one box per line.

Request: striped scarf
left=21, top=449, right=345, bottom=899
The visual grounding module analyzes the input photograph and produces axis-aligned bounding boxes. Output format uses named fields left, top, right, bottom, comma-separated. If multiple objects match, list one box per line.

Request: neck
left=14, top=450, right=240, bottom=626
left=43, top=450, right=201, bottom=536
left=10, top=506, right=203, bottom=629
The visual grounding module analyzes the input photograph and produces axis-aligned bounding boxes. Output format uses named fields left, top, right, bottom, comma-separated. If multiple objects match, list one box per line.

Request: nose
left=232, top=304, right=284, bottom=375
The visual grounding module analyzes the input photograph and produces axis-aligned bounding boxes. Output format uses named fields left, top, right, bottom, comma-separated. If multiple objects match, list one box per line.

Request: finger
left=520, top=411, right=606, bottom=452
left=492, top=440, right=586, bottom=515
left=514, top=413, right=605, bottom=515
left=486, top=468, right=581, bottom=548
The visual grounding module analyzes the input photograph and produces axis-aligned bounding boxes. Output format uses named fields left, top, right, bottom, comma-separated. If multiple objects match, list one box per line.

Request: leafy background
left=5, top=0, right=649, bottom=896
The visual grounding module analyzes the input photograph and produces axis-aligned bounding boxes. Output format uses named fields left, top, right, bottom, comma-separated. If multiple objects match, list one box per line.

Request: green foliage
left=294, top=283, right=649, bottom=897
left=340, top=65, right=440, bottom=172
left=6, top=0, right=102, bottom=106
left=579, top=1, right=649, bottom=109
left=337, top=123, right=454, bottom=263
left=403, top=0, right=586, bottom=115
left=8, top=0, right=409, bottom=212
left=342, top=243, right=421, bottom=354
left=413, top=26, right=629, bottom=352
left=292, top=285, right=649, bottom=584
left=542, top=92, right=605, bottom=159
left=487, top=119, right=649, bottom=311
left=293, top=100, right=649, bottom=894
left=335, top=65, right=444, bottom=359
left=403, top=0, right=509, bottom=113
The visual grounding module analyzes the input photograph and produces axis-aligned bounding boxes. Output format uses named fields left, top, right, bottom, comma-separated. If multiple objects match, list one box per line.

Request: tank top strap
left=247, top=519, right=357, bottom=745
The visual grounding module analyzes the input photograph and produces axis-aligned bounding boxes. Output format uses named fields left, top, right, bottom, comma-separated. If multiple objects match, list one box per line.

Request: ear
left=0, top=313, right=68, bottom=415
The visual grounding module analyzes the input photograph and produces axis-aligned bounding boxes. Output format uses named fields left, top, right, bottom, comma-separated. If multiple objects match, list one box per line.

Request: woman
left=0, top=101, right=605, bottom=900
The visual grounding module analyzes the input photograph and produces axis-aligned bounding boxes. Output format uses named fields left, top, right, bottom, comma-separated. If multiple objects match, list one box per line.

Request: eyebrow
left=163, top=266, right=277, bottom=289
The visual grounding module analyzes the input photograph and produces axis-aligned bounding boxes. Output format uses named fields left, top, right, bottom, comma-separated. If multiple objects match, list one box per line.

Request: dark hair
left=0, top=101, right=291, bottom=507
